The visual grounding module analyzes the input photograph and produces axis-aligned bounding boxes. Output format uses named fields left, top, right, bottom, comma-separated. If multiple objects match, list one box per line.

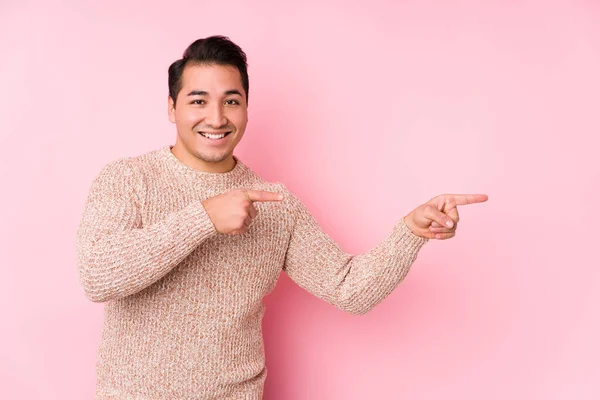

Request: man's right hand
left=202, top=189, right=285, bottom=235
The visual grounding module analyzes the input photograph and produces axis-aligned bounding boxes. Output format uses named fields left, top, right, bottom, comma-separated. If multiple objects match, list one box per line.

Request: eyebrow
left=186, top=89, right=243, bottom=97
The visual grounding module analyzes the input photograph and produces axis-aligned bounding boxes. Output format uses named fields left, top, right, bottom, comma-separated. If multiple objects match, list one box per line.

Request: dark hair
left=168, top=35, right=249, bottom=106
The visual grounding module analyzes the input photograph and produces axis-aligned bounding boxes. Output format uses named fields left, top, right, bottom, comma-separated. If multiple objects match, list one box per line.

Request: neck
left=170, top=145, right=236, bottom=173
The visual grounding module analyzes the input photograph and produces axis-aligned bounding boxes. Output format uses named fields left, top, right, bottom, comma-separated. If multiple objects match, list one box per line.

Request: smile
left=199, top=131, right=232, bottom=140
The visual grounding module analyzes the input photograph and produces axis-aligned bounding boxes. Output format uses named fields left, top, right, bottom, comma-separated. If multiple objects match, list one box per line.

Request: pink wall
left=1, top=0, right=598, bottom=398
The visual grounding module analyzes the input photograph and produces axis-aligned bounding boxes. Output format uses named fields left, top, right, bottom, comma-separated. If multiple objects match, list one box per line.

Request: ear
left=168, top=95, right=176, bottom=123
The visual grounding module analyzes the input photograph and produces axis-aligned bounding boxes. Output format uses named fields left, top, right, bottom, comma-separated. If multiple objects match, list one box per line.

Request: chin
left=196, top=150, right=232, bottom=163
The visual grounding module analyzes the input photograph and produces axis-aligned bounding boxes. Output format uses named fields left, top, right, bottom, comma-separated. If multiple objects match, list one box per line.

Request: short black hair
left=168, top=35, right=249, bottom=107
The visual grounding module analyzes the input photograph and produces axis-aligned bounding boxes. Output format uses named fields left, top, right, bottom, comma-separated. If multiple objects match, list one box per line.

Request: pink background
left=1, top=0, right=598, bottom=398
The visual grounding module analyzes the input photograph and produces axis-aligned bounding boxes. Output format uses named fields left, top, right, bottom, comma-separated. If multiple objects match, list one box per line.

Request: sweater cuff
left=393, top=217, right=429, bottom=255
left=185, top=200, right=218, bottom=242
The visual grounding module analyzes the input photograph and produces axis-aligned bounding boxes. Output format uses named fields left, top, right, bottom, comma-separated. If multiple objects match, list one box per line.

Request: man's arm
left=75, top=159, right=217, bottom=303
left=281, top=186, right=428, bottom=315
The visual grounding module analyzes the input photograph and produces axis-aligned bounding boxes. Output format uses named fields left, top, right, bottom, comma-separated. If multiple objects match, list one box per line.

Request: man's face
left=168, top=63, right=248, bottom=171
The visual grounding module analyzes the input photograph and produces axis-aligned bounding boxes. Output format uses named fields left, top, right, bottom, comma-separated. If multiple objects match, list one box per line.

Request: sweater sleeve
left=75, top=159, right=217, bottom=303
left=281, top=186, right=428, bottom=315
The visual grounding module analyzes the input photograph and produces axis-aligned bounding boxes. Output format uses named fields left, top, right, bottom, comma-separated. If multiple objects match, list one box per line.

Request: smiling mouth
left=198, top=131, right=232, bottom=140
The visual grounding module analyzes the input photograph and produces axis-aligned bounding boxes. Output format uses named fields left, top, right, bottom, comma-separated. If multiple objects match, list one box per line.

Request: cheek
left=177, top=109, right=203, bottom=129
left=230, top=110, right=248, bottom=130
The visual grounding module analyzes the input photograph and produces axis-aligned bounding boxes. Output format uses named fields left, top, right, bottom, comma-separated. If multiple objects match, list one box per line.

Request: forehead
left=180, top=63, right=243, bottom=91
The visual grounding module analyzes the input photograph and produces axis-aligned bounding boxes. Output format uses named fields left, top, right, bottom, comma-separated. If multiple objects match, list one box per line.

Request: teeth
left=200, top=132, right=227, bottom=139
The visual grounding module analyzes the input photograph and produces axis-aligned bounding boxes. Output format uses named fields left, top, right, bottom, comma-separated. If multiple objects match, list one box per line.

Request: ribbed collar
left=159, top=145, right=250, bottom=185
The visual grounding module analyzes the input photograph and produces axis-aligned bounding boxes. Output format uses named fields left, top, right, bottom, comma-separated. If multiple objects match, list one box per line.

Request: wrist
left=403, top=214, right=416, bottom=234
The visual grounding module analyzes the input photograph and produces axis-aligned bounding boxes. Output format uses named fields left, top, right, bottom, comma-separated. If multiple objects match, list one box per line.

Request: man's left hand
left=403, top=194, right=489, bottom=240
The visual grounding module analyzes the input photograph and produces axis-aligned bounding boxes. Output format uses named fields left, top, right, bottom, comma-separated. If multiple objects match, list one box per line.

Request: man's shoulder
left=98, top=146, right=166, bottom=174
left=91, top=146, right=167, bottom=190
left=231, top=159, right=290, bottom=195
left=248, top=181, right=307, bottom=215
left=127, top=145, right=168, bottom=169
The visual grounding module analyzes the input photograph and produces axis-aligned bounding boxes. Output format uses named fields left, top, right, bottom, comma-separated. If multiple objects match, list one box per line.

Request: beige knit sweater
left=76, top=145, right=428, bottom=399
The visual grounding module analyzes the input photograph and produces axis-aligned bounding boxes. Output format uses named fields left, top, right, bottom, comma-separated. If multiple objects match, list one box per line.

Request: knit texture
left=76, top=145, right=429, bottom=399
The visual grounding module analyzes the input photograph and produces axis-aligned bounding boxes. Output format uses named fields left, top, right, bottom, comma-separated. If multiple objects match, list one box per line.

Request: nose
left=205, top=103, right=227, bottom=128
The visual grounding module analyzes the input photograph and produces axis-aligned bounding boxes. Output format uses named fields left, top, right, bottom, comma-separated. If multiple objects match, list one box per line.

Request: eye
left=225, top=99, right=239, bottom=105
left=191, top=99, right=205, bottom=105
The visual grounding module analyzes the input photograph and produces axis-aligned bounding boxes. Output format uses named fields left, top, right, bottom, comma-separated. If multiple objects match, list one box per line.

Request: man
left=76, top=35, right=488, bottom=399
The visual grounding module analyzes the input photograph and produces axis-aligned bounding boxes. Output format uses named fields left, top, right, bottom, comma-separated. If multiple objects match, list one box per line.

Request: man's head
left=168, top=36, right=249, bottom=172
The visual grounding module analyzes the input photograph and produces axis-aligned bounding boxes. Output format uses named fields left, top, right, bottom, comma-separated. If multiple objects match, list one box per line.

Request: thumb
left=423, top=204, right=455, bottom=228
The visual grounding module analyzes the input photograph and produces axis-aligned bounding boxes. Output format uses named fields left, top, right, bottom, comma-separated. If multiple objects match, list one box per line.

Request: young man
left=76, top=35, right=488, bottom=399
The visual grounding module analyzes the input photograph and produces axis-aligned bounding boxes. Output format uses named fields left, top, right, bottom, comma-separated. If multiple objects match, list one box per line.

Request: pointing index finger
left=448, top=194, right=489, bottom=205
left=244, top=190, right=285, bottom=202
